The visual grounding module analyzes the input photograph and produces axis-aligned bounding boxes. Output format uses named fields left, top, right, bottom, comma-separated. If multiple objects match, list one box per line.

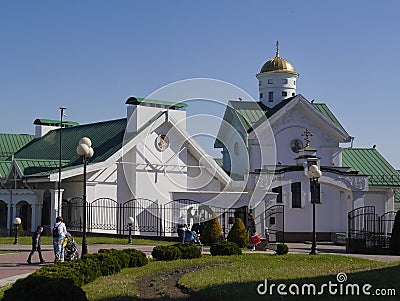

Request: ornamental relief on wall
left=338, top=175, right=367, bottom=190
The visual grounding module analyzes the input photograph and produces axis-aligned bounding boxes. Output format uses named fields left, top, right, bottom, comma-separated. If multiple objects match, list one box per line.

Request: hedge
left=275, top=243, right=289, bottom=255
left=210, top=241, right=242, bottom=256
left=2, top=248, right=148, bottom=301
left=152, top=245, right=182, bottom=261
left=151, top=243, right=202, bottom=261
left=172, top=242, right=202, bottom=259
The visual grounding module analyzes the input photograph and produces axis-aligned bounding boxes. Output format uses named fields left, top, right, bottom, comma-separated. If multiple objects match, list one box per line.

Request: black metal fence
left=347, top=206, right=397, bottom=254
left=62, top=198, right=238, bottom=237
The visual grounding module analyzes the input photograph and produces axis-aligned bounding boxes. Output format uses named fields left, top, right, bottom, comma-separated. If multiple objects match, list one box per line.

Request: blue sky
left=1, top=1, right=399, bottom=168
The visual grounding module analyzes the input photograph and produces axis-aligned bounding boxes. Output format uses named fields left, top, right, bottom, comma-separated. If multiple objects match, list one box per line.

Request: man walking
left=27, top=226, right=45, bottom=264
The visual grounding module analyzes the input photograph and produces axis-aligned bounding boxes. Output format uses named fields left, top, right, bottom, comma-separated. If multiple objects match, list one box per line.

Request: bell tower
left=256, top=41, right=299, bottom=107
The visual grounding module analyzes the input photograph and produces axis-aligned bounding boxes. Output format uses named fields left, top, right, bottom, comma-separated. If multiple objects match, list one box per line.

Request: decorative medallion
left=156, top=134, right=169, bottom=151
left=290, top=139, right=304, bottom=153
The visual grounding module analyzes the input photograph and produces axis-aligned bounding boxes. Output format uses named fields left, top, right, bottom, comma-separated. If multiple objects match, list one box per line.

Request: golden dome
left=260, top=41, right=298, bottom=75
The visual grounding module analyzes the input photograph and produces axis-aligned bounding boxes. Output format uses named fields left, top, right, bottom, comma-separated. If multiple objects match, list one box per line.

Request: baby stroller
left=64, top=232, right=79, bottom=261
left=184, top=230, right=203, bottom=251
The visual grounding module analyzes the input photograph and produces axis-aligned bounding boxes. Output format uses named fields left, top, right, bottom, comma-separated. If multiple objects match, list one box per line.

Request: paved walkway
left=0, top=243, right=399, bottom=287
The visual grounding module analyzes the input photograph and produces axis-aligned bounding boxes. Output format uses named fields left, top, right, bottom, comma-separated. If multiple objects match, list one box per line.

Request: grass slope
left=83, top=253, right=400, bottom=301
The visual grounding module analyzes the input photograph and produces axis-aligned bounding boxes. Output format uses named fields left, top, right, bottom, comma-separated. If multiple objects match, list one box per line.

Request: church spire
left=275, top=40, right=279, bottom=57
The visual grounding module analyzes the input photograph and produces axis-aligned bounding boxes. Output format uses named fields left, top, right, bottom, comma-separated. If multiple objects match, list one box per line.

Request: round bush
left=152, top=245, right=181, bottom=261
left=3, top=276, right=88, bottom=301
left=210, top=241, right=242, bottom=256
left=172, top=243, right=201, bottom=259
left=98, top=248, right=130, bottom=269
left=82, top=252, right=122, bottom=276
left=276, top=243, right=289, bottom=255
left=227, top=218, right=249, bottom=247
left=123, top=248, right=149, bottom=267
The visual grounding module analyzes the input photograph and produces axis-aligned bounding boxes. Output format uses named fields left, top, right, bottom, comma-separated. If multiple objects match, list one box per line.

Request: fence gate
left=348, top=206, right=397, bottom=254
left=162, top=199, right=200, bottom=235
left=264, top=205, right=284, bottom=243
left=89, top=198, right=119, bottom=232
left=121, top=198, right=160, bottom=236
left=62, top=197, right=85, bottom=231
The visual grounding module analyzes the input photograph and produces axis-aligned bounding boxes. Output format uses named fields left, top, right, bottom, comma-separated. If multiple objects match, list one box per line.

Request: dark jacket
left=32, top=230, right=42, bottom=247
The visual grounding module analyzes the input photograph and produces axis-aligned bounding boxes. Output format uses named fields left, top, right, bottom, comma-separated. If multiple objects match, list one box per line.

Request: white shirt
left=53, top=222, right=67, bottom=237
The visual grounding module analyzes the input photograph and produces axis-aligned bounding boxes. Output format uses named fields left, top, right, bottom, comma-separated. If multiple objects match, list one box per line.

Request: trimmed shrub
left=82, top=252, right=122, bottom=276
left=3, top=276, right=88, bottom=301
left=33, top=260, right=98, bottom=287
left=227, top=218, right=249, bottom=247
left=210, top=241, right=242, bottom=256
left=123, top=248, right=149, bottom=267
left=173, top=242, right=201, bottom=259
left=3, top=248, right=148, bottom=300
left=98, top=248, right=130, bottom=269
left=276, top=243, right=289, bottom=255
left=152, top=245, right=182, bottom=261
left=201, top=216, right=222, bottom=245
left=390, top=210, right=400, bottom=255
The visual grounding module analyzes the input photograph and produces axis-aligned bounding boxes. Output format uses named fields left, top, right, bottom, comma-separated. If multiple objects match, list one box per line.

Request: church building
left=0, top=42, right=398, bottom=243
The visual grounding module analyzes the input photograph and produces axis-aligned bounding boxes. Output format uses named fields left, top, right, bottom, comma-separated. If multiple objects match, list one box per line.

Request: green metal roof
left=395, top=189, right=400, bottom=203
left=342, top=148, right=400, bottom=186
left=223, top=96, right=345, bottom=135
left=312, top=103, right=346, bottom=132
left=125, top=97, right=188, bottom=108
left=33, top=119, right=79, bottom=127
left=9, top=111, right=167, bottom=178
left=0, top=134, right=35, bottom=160
left=13, top=118, right=128, bottom=176
left=0, top=161, right=11, bottom=178
left=17, top=159, right=70, bottom=176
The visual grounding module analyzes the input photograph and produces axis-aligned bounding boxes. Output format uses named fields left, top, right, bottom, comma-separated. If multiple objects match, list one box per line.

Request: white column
left=50, top=189, right=64, bottom=225
left=33, top=190, right=45, bottom=230
left=386, top=190, right=395, bottom=212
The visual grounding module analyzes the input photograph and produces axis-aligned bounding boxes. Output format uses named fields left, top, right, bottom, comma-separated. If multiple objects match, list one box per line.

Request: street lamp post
left=76, top=137, right=94, bottom=256
left=307, top=165, right=322, bottom=255
left=13, top=217, right=21, bottom=245
left=58, top=107, right=66, bottom=216
left=127, top=217, right=134, bottom=244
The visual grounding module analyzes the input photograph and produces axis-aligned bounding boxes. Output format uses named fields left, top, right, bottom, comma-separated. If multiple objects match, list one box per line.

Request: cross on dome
left=302, top=128, right=314, bottom=148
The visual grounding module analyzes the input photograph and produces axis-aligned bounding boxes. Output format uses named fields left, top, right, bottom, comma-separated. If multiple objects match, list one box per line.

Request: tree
left=390, top=210, right=400, bottom=255
left=227, top=218, right=249, bottom=248
left=201, top=216, right=222, bottom=245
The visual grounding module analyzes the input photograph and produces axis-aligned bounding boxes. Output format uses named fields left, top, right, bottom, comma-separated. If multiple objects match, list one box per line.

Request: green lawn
left=0, top=236, right=173, bottom=246
left=83, top=253, right=400, bottom=301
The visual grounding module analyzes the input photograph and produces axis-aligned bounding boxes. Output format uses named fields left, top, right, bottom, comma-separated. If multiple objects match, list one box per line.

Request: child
left=27, top=226, right=45, bottom=264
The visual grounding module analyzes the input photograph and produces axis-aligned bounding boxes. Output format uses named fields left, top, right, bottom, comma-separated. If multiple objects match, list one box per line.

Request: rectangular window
left=311, top=182, right=321, bottom=204
left=268, top=92, right=274, bottom=102
left=260, top=93, right=263, bottom=99
left=282, top=79, right=288, bottom=84
left=291, top=182, right=301, bottom=208
left=272, top=186, right=282, bottom=203
left=268, top=79, right=273, bottom=84
left=282, top=91, right=287, bottom=97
